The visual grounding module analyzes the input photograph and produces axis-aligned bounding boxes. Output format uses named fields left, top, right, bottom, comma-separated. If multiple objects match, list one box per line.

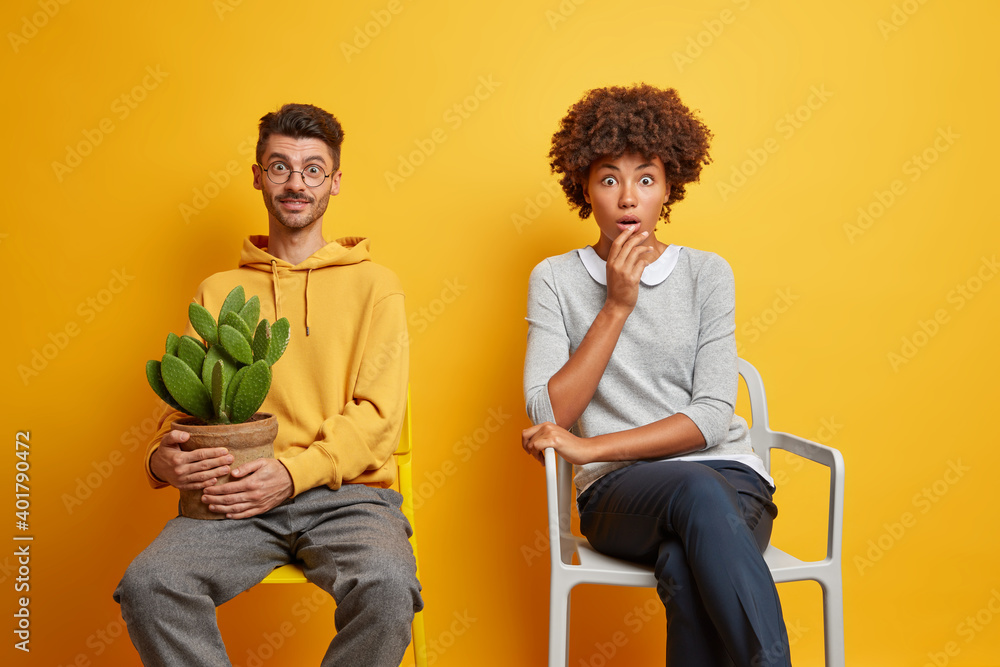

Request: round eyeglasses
left=258, top=161, right=333, bottom=187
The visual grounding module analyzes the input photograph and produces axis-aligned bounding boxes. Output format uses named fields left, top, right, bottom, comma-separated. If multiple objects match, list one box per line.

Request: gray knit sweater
left=524, top=245, right=765, bottom=494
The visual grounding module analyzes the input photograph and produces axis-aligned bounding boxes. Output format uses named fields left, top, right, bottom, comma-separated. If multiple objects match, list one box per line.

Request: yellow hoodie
left=145, top=235, right=409, bottom=495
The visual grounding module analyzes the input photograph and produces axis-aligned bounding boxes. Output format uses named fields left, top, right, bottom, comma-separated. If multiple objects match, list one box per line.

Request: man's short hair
left=256, top=103, right=345, bottom=171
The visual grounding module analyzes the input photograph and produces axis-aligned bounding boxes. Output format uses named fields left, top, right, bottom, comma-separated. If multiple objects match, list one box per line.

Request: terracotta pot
left=172, top=413, right=278, bottom=520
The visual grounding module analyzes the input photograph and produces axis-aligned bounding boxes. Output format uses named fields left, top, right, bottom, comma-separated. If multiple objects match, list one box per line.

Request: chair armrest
left=769, top=431, right=843, bottom=471
left=767, top=431, right=845, bottom=563
left=544, top=447, right=561, bottom=540
left=544, top=447, right=576, bottom=567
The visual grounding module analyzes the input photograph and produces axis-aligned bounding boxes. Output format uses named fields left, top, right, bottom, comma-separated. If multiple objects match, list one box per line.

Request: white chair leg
left=549, top=583, right=571, bottom=667
left=821, top=578, right=845, bottom=667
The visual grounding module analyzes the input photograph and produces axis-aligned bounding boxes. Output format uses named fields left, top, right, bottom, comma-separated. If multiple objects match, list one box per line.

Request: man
left=115, top=103, right=422, bottom=666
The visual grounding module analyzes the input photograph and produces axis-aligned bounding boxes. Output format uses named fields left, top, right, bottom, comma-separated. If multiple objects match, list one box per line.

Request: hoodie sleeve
left=279, top=288, right=409, bottom=494
left=144, top=406, right=181, bottom=488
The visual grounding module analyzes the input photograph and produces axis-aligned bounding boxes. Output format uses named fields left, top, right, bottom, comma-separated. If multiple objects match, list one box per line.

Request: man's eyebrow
left=595, top=163, right=621, bottom=171
left=634, top=162, right=657, bottom=171
left=264, top=152, right=329, bottom=166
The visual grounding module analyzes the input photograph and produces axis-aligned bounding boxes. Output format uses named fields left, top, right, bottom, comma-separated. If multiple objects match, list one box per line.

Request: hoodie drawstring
left=270, top=260, right=282, bottom=321
left=305, top=268, right=312, bottom=337
left=270, top=259, right=311, bottom=337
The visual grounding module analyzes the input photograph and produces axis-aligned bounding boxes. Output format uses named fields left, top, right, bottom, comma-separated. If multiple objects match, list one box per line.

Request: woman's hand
left=522, top=422, right=594, bottom=466
left=605, top=227, right=652, bottom=315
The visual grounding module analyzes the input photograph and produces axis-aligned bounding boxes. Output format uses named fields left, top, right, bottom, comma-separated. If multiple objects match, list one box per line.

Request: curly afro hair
left=549, top=84, right=713, bottom=220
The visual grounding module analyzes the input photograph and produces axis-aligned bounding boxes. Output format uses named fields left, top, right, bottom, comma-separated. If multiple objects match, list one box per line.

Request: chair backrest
left=547, top=358, right=770, bottom=564
left=395, top=387, right=416, bottom=530
left=395, top=388, right=413, bottom=456
left=737, top=357, right=772, bottom=472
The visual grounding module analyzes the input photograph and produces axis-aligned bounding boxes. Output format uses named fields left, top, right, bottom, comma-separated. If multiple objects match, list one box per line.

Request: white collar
left=577, top=244, right=683, bottom=286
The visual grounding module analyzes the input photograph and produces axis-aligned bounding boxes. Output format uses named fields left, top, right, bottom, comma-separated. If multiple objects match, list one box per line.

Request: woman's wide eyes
left=600, top=176, right=654, bottom=186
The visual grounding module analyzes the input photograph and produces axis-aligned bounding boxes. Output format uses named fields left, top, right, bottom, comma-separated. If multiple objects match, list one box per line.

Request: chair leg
left=549, top=582, right=571, bottom=667
left=411, top=608, right=428, bottom=667
left=821, top=578, right=845, bottom=667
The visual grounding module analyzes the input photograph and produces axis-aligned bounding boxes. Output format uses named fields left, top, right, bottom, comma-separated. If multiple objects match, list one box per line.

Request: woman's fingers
left=609, top=230, right=651, bottom=276
left=522, top=424, right=551, bottom=464
left=607, top=226, right=646, bottom=263
left=605, top=229, right=653, bottom=313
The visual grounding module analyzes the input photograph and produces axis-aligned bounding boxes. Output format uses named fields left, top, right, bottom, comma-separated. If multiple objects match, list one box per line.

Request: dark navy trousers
left=578, top=459, right=791, bottom=667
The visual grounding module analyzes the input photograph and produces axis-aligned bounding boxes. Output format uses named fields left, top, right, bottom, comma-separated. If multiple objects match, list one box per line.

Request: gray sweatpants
left=114, top=484, right=423, bottom=666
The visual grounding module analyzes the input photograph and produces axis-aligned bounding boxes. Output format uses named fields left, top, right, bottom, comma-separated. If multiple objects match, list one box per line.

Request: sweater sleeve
left=523, top=260, right=568, bottom=427
left=280, top=290, right=409, bottom=494
left=675, top=255, right=740, bottom=450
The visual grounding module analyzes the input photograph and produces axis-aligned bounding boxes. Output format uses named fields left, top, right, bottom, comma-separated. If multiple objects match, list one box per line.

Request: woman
left=522, top=84, right=791, bottom=666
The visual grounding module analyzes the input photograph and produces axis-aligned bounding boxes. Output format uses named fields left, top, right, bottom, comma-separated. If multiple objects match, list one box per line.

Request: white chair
left=544, top=358, right=845, bottom=666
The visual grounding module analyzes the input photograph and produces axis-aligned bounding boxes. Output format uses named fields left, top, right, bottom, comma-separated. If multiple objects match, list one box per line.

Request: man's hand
left=200, top=459, right=294, bottom=519
left=150, top=430, right=233, bottom=490
left=522, top=422, right=594, bottom=466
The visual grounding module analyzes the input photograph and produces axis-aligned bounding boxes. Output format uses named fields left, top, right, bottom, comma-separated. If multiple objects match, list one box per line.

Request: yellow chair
left=262, top=389, right=427, bottom=667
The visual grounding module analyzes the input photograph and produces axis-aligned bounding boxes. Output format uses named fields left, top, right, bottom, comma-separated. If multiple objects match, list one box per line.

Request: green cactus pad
left=252, top=320, right=271, bottom=362
left=239, top=295, right=261, bottom=330
left=188, top=302, right=218, bottom=347
left=177, top=336, right=207, bottom=374
left=218, top=286, right=245, bottom=326
left=231, top=360, right=272, bottom=423
left=165, top=332, right=180, bottom=356
left=160, top=354, right=214, bottom=421
left=223, top=311, right=253, bottom=345
left=265, top=317, right=291, bottom=366
left=225, top=365, right=248, bottom=414
left=201, top=346, right=237, bottom=390
left=219, top=324, right=253, bottom=365
left=146, top=360, right=183, bottom=412
left=211, top=361, right=229, bottom=424
left=181, top=334, right=207, bottom=352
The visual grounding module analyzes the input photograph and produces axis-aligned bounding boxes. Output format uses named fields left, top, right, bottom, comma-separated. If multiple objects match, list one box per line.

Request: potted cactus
left=145, top=285, right=290, bottom=519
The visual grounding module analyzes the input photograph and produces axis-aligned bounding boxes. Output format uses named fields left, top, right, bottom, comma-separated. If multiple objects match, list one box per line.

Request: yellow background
left=3, top=0, right=998, bottom=665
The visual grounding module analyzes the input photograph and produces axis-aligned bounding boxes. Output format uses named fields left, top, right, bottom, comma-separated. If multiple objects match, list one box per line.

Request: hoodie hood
left=239, top=235, right=372, bottom=336
left=240, top=234, right=372, bottom=271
